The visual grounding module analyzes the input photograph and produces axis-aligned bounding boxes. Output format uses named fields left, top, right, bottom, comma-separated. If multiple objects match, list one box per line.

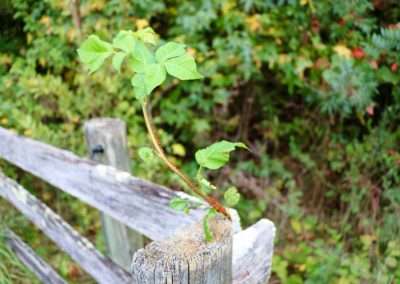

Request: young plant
left=77, top=27, right=245, bottom=240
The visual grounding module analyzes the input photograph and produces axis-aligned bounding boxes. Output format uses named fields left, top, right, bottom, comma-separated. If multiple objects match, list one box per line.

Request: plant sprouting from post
left=78, top=27, right=245, bottom=241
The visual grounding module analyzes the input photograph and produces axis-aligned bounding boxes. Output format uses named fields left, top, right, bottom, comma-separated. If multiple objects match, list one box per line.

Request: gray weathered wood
left=0, top=172, right=132, bottom=284
left=84, top=118, right=144, bottom=270
left=5, top=229, right=67, bottom=284
left=0, top=126, right=276, bottom=283
left=131, top=216, right=232, bottom=284
left=0, top=126, right=206, bottom=241
left=232, top=219, right=275, bottom=284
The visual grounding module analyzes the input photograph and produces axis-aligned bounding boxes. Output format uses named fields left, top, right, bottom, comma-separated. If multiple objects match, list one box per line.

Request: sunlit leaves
left=131, top=73, right=147, bottom=101
left=165, top=53, right=203, bottom=80
left=155, top=42, right=186, bottom=63
left=224, top=187, right=240, bottom=207
left=143, top=63, right=166, bottom=94
left=112, top=52, right=126, bottom=72
left=130, top=40, right=154, bottom=73
left=77, top=35, right=112, bottom=73
left=195, top=140, right=247, bottom=170
left=112, top=31, right=136, bottom=53
left=78, top=28, right=203, bottom=100
left=134, top=27, right=158, bottom=45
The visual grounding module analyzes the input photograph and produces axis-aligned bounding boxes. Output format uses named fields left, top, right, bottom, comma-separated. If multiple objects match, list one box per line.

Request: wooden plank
left=0, top=172, right=132, bottom=284
left=131, top=215, right=232, bottom=284
left=0, top=126, right=276, bottom=283
left=232, top=219, right=276, bottom=284
left=5, top=229, right=68, bottom=284
left=84, top=118, right=144, bottom=269
left=0, top=126, right=205, bottom=241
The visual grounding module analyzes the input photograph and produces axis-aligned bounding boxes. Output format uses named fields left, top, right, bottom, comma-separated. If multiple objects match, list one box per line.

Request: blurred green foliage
left=0, top=0, right=400, bottom=283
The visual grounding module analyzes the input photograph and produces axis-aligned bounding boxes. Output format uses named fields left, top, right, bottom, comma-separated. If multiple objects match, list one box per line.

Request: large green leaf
left=164, top=53, right=203, bottom=80
left=112, top=30, right=136, bottom=53
left=155, top=42, right=186, bottom=63
left=134, top=27, right=158, bottom=45
left=77, top=35, right=113, bottom=74
left=143, top=63, right=166, bottom=95
left=195, top=140, right=247, bottom=170
left=112, top=52, right=126, bottom=73
left=129, top=41, right=154, bottom=73
left=131, top=73, right=147, bottom=101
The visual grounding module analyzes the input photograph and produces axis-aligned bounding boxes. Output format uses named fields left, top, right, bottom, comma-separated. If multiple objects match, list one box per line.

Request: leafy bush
left=0, top=0, right=399, bottom=283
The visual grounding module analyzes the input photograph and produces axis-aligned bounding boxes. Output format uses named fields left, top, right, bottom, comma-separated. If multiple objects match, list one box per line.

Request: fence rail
left=0, top=121, right=275, bottom=284
left=5, top=229, right=67, bottom=284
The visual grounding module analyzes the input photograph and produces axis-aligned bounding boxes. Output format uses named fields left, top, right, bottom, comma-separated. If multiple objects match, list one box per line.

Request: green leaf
left=112, top=52, right=126, bottom=72
left=224, top=187, right=240, bottom=207
left=134, top=27, right=158, bottom=45
left=195, top=140, right=247, bottom=170
left=112, top=30, right=136, bottom=53
left=77, top=35, right=113, bottom=74
left=155, top=42, right=186, bottom=63
left=138, top=147, right=155, bottom=162
left=143, top=63, right=166, bottom=95
left=131, top=73, right=147, bottom=101
left=169, top=197, right=190, bottom=214
left=203, top=208, right=217, bottom=242
left=129, top=41, right=154, bottom=73
left=165, top=53, right=203, bottom=80
left=377, top=66, right=399, bottom=84
left=199, top=178, right=216, bottom=194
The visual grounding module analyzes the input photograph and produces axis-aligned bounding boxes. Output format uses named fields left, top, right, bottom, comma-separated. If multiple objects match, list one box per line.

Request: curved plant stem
left=142, top=99, right=230, bottom=220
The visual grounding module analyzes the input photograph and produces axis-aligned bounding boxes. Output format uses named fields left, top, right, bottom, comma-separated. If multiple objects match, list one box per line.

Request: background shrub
left=0, top=0, right=399, bottom=283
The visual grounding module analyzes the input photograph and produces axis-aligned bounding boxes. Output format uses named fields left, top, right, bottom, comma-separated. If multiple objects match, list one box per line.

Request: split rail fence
left=0, top=118, right=275, bottom=284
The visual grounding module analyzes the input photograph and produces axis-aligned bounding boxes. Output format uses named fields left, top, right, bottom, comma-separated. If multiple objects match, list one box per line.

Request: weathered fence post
left=131, top=215, right=232, bottom=284
left=84, top=118, right=144, bottom=270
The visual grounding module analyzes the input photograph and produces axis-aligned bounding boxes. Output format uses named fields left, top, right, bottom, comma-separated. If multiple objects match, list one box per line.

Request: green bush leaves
left=77, top=35, right=113, bottom=73
left=195, top=140, right=247, bottom=170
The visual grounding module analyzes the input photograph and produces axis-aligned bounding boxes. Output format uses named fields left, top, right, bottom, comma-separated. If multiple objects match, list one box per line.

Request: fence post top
left=131, top=216, right=233, bottom=283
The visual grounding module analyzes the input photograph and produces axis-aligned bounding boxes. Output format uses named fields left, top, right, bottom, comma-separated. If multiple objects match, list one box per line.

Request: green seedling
left=78, top=27, right=245, bottom=241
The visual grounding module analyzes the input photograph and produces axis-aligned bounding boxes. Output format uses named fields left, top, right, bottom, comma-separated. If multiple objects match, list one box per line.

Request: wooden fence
left=0, top=118, right=275, bottom=284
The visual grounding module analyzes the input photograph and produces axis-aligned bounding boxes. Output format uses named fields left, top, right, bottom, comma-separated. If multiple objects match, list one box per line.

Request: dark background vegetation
left=1, top=0, right=400, bottom=283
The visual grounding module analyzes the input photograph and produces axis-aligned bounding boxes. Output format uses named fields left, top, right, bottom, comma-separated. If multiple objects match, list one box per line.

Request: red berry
left=366, top=104, right=374, bottom=116
left=311, top=17, right=320, bottom=33
left=352, top=47, right=365, bottom=59
left=391, top=63, right=398, bottom=72
left=338, top=18, right=346, bottom=26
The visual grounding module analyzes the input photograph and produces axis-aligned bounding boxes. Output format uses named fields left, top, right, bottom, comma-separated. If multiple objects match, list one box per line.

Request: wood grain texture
left=0, top=126, right=205, bottom=241
left=131, top=216, right=232, bottom=284
left=0, top=172, right=132, bottom=284
left=232, top=219, right=275, bottom=284
left=5, top=229, right=67, bottom=284
left=0, top=126, right=275, bottom=283
left=84, top=118, right=144, bottom=269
